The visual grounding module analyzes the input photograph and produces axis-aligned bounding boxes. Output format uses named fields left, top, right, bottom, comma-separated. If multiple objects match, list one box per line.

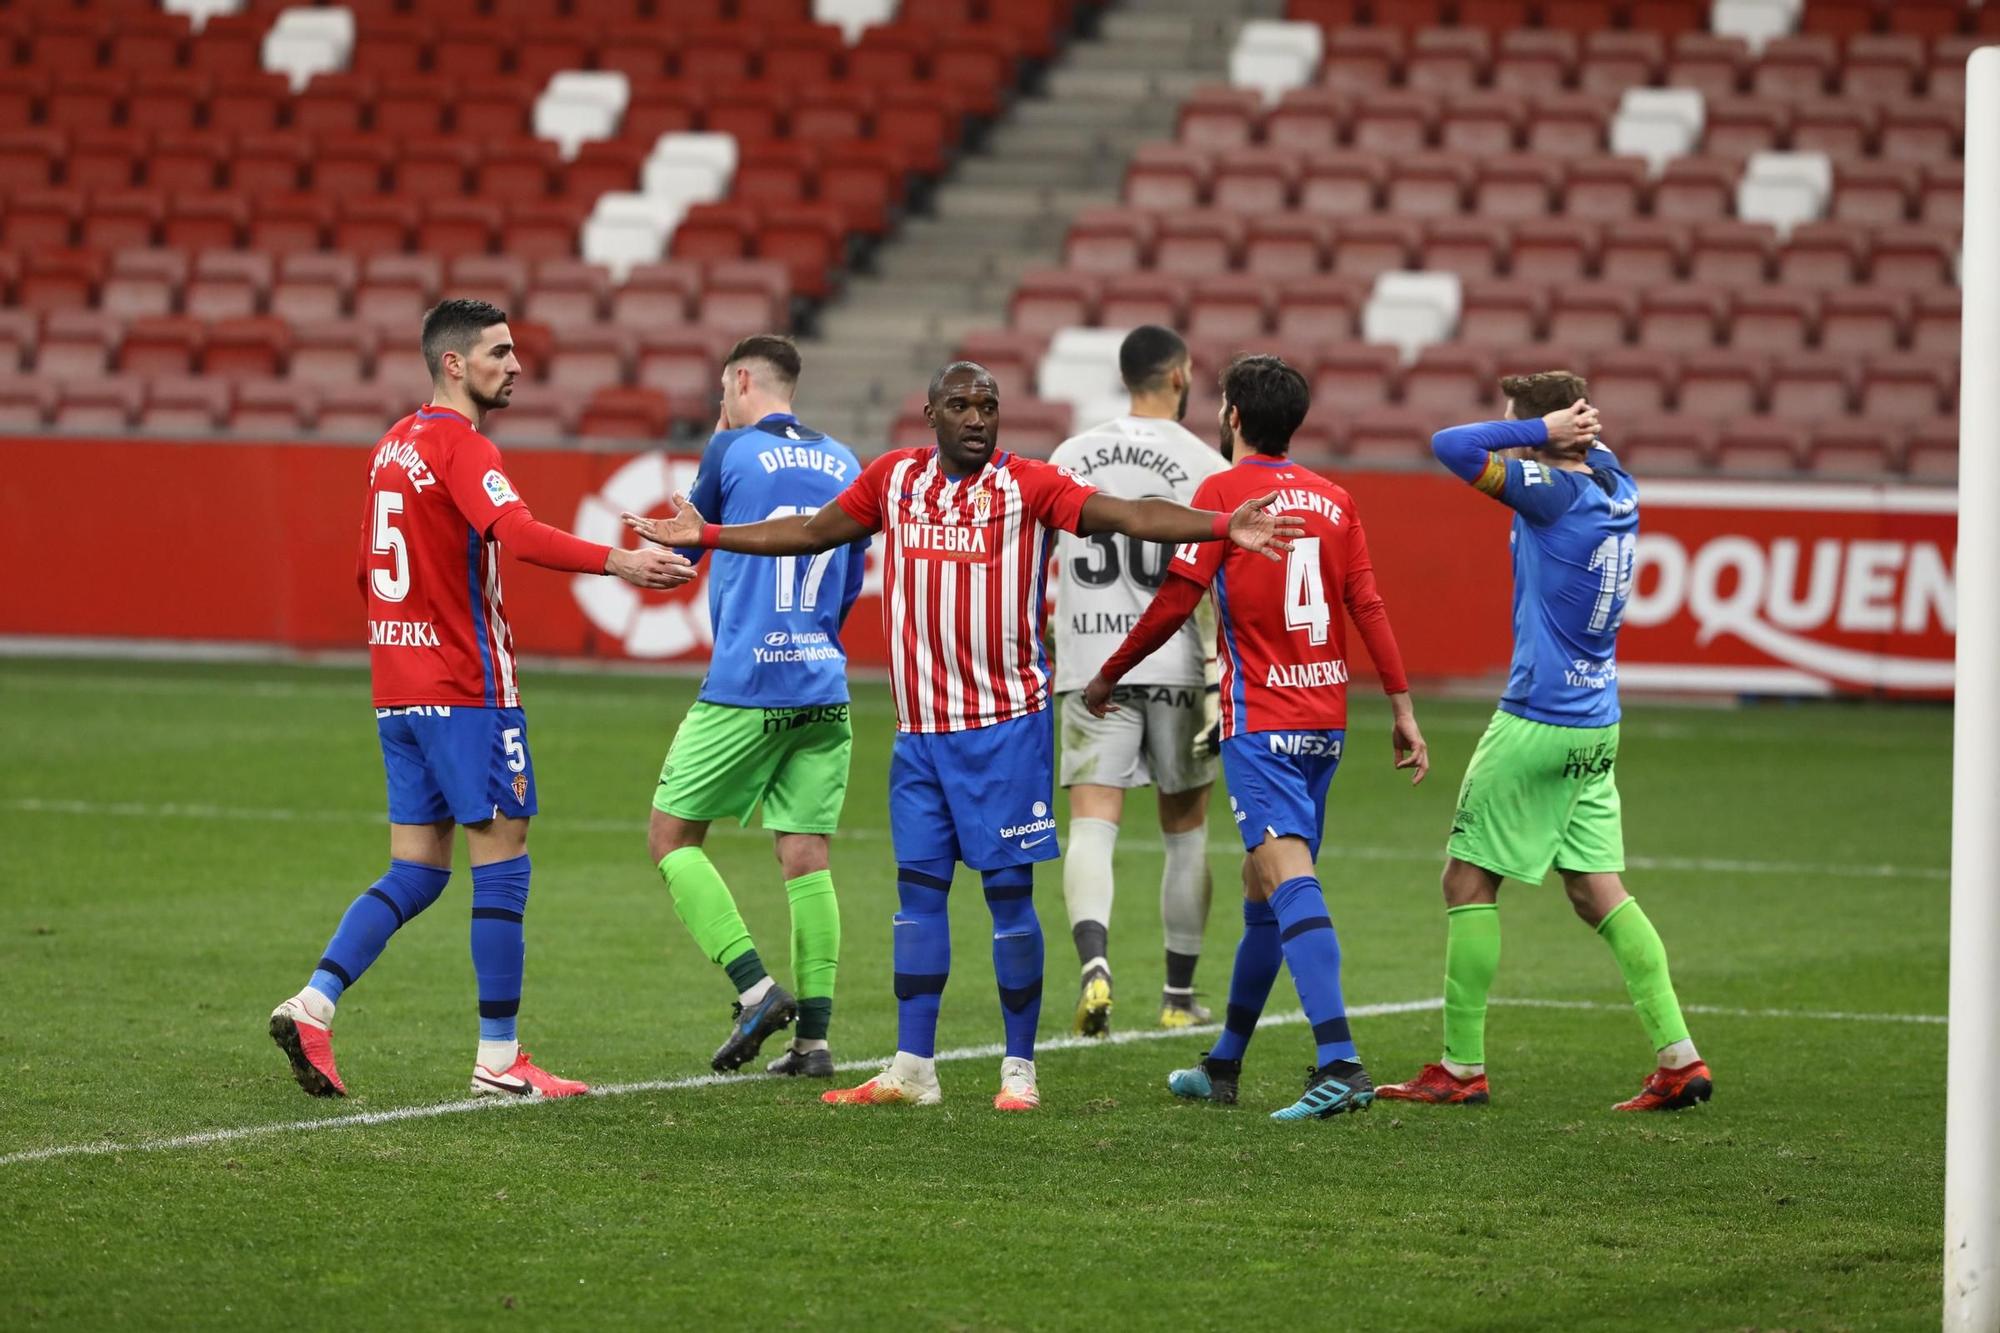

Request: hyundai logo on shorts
left=764, top=631, right=790, bottom=647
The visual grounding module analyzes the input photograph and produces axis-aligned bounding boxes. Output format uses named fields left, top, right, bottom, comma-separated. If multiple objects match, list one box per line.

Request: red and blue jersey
left=357, top=405, right=527, bottom=709
left=1168, top=457, right=1408, bottom=738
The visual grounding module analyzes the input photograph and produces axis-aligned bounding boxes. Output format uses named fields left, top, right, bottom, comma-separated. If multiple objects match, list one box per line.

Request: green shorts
left=1446, top=710, right=1625, bottom=885
left=653, top=700, right=853, bottom=834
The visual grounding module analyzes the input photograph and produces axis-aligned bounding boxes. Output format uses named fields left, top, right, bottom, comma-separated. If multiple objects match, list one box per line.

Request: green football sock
left=1597, top=898, right=1690, bottom=1051
left=1442, top=903, right=1501, bottom=1068
left=659, top=847, right=765, bottom=991
left=785, top=870, right=840, bottom=1040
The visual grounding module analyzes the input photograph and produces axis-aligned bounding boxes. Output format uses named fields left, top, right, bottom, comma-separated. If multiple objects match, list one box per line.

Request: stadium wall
left=0, top=438, right=1956, bottom=699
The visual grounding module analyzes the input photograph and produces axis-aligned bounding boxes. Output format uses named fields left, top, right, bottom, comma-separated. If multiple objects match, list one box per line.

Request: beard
left=1219, top=415, right=1235, bottom=461
left=1174, top=383, right=1189, bottom=423
left=470, top=381, right=513, bottom=412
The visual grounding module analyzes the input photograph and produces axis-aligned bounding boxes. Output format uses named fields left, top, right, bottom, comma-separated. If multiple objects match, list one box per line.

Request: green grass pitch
left=0, top=658, right=1951, bottom=1329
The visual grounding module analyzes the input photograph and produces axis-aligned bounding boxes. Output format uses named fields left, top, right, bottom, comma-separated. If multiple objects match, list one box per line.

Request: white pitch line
left=0, top=995, right=1950, bottom=1169
left=0, top=797, right=1949, bottom=883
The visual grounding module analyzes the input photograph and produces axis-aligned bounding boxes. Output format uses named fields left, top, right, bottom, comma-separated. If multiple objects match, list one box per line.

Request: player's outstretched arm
left=489, top=508, right=695, bottom=590
left=1081, top=573, right=1208, bottom=717
left=623, top=493, right=870, bottom=557
left=1076, top=493, right=1303, bottom=562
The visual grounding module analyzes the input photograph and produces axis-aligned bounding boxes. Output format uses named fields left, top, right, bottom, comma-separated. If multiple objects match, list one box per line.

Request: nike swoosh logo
left=473, top=1072, right=530, bottom=1095
left=1020, top=836, right=1051, bottom=849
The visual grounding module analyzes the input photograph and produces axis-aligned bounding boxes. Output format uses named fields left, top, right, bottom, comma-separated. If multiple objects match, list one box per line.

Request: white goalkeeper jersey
left=1050, top=415, right=1227, bottom=693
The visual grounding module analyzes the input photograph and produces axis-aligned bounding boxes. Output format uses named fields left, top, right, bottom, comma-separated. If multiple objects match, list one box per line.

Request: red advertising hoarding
left=0, top=438, right=1956, bottom=699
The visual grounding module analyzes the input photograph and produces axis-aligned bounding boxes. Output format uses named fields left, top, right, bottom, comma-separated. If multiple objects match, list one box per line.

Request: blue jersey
left=679, top=413, right=867, bottom=708
left=1432, top=420, right=1638, bottom=728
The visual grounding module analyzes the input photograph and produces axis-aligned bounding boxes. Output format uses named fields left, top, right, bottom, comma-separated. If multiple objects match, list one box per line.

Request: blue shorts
left=377, top=705, right=539, bottom=826
left=1221, top=729, right=1346, bottom=859
left=889, top=709, right=1057, bottom=871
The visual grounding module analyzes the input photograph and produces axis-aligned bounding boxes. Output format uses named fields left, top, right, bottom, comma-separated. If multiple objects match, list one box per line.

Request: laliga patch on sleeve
left=482, top=469, right=520, bottom=507
left=1521, top=461, right=1549, bottom=487
left=1057, top=465, right=1088, bottom=487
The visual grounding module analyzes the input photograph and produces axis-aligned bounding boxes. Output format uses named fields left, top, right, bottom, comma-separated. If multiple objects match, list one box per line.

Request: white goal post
left=1944, top=41, right=2000, bottom=1333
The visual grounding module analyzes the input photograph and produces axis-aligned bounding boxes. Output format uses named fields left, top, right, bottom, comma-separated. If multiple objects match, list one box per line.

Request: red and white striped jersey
left=836, top=447, right=1097, bottom=733
left=357, top=405, right=524, bottom=709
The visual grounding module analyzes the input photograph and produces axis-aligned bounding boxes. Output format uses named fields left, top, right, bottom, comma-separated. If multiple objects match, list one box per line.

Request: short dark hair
left=1118, top=324, right=1188, bottom=393
left=928, top=360, right=993, bottom=402
left=421, top=298, right=508, bottom=379
left=724, top=333, right=802, bottom=390
left=1499, top=370, right=1590, bottom=422
left=1220, top=353, right=1310, bottom=454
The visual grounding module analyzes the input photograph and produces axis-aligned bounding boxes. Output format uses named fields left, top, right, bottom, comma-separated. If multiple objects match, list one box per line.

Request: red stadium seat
left=1911, top=291, right=1960, bottom=355
left=1844, top=35, right=1926, bottom=99
left=1331, top=219, right=1418, bottom=281
left=636, top=330, right=725, bottom=401
left=140, top=378, right=231, bottom=435
left=1752, top=35, right=1838, bottom=99
left=1600, top=221, right=1688, bottom=284
left=318, top=384, right=406, bottom=440
left=46, top=73, right=124, bottom=133
left=1438, top=91, right=1526, bottom=155
left=504, top=200, right=589, bottom=262
left=1245, top=216, right=1333, bottom=277
left=1880, top=103, right=1962, bottom=163
left=417, top=199, right=502, bottom=256
left=1652, top=156, right=1739, bottom=222
left=1406, top=30, right=1492, bottom=94
left=1807, top=420, right=1905, bottom=478
left=19, top=249, right=105, bottom=312
left=1833, top=161, right=1919, bottom=225
left=954, top=330, right=1047, bottom=400
left=80, top=188, right=164, bottom=252
left=577, top=387, right=673, bottom=440
left=1859, top=354, right=1955, bottom=421
left=1905, top=422, right=1958, bottom=482
left=1155, top=211, right=1244, bottom=275
left=101, top=249, right=187, bottom=319
left=673, top=203, right=758, bottom=264
left=1491, top=31, right=1578, bottom=94
left=1064, top=208, right=1154, bottom=272
left=1299, top=149, right=1386, bottom=216
left=185, top=251, right=273, bottom=321
left=1871, top=225, right=1957, bottom=290
left=1186, top=275, right=1272, bottom=340
left=1266, top=89, right=1347, bottom=153
left=313, top=134, right=395, bottom=196
left=1524, top=92, right=1614, bottom=155
left=1928, top=37, right=1983, bottom=101
left=1776, top=222, right=1867, bottom=288
left=161, top=193, right=244, bottom=252
left=448, top=255, right=531, bottom=310
left=1213, top=148, right=1299, bottom=214
left=1099, top=273, right=1187, bottom=329
left=1548, top=284, right=1637, bottom=346
left=1009, top=270, right=1097, bottom=336
left=1921, top=162, right=1964, bottom=229
left=1637, top=286, right=1726, bottom=351
left=128, top=72, right=208, bottom=137
left=1350, top=91, right=1437, bottom=155
left=232, top=133, right=310, bottom=195
left=1344, top=408, right=1433, bottom=467
left=1474, top=153, right=1561, bottom=219
left=1422, top=219, right=1509, bottom=280
left=756, top=204, right=847, bottom=299
left=0, top=379, right=53, bottom=431
left=354, top=254, right=441, bottom=330
left=1713, top=421, right=1806, bottom=476
left=55, top=380, right=143, bottom=433
left=271, top=253, right=357, bottom=324
left=520, top=259, right=609, bottom=327
left=1125, top=143, right=1210, bottom=210
left=1792, top=100, right=1879, bottom=159
left=1311, top=344, right=1401, bottom=412
left=0, top=129, right=61, bottom=192
left=1401, top=346, right=1495, bottom=415
left=1177, top=86, right=1263, bottom=151
left=68, top=129, right=144, bottom=193
left=1766, top=353, right=1854, bottom=418
left=1321, top=30, right=1404, bottom=92
left=1819, top=290, right=1911, bottom=354
left=1618, top=419, right=1712, bottom=475
left=1511, top=220, right=1599, bottom=282
left=819, top=143, right=904, bottom=234
left=1663, top=33, right=1748, bottom=99
left=38, top=310, right=123, bottom=377
left=289, top=321, right=377, bottom=382
left=150, top=134, right=225, bottom=194
left=1729, top=288, right=1817, bottom=353
left=206, top=317, right=293, bottom=379
left=1578, top=32, right=1663, bottom=96
left=609, top=261, right=699, bottom=325
left=1591, top=350, right=1678, bottom=417
left=1688, top=221, right=1775, bottom=284
left=1272, top=275, right=1364, bottom=340
left=1385, top=151, right=1473, bottom=218
left=3, top=189, right=81, bottom=249
left=334, top=197, right=417, bottom=256
left=1457, top=280, right=1546, bottom=347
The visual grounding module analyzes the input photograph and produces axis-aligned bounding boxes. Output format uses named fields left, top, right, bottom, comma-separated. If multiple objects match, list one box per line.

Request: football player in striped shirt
left=268, top=299, right=693, bottom=1101
left=627, top=361, right=1300, bottom=1111
left=1085, top=354, right=1430, bottom=1122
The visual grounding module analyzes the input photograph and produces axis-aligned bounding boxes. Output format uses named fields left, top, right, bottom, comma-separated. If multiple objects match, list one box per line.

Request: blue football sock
left=309, top=860, right=451, bottom=1004
left=1270, top=875, right=1357, bottom=1067
left=1210, top=896, right=1282, bottom=1063
left=470, top=855, right=531, bottom=1043
left=892, top=861, right=954, bottom=1058
left=984, top=866, right=1043, bottom=1061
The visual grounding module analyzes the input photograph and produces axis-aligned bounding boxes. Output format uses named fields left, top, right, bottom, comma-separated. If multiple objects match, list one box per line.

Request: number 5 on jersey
left=372, top=492, right=410, bottom=602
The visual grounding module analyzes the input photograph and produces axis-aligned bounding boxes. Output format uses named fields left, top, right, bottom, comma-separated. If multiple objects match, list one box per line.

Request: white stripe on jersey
left=483, top=543, right=518, bottom=707
left=936, top=473, right=968, bottom=730
left=884, top=456, right=917, bottom=727
left=995, top=465, right=1029, bottom=718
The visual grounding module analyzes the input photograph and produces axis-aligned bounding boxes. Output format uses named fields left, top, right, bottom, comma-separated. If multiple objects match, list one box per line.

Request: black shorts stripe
left=365, top=887, right=407, bottom=927
left=897, top=867, right=952, bottom=892
left=315, top=958, right=355, bottom=988
left=998, top=979, right=1044, bottom=1013
left=982, top=881, right=1034, bottom=902
left=893, top=971, right=949, bottom=999
left=1281, top=915, right=1334, bottom=942
left=478, top=997, right=521, bottom=1019
left=471, top=907, right=525, bottom=923
left=1311, top=1015, right=1353, bottom=1046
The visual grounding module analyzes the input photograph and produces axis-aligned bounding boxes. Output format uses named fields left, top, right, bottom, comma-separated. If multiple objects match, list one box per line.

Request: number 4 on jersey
left=1284, top=537, right=1330, bottom=645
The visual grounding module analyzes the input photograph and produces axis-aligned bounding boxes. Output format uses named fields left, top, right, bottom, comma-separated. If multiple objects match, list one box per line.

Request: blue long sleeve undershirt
left=1430, top=417, right=1551, bottom=482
